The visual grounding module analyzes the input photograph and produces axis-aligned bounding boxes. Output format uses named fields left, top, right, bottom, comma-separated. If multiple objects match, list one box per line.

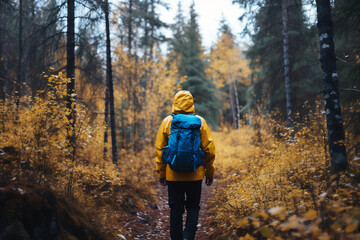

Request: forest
left=0, top=0, right=359, bottom=239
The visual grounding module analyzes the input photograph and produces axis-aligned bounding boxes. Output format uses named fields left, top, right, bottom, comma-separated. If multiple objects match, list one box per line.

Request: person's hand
left=159, top=178, right=167, bottom=186
left=205, top=177, right=213, bottom=186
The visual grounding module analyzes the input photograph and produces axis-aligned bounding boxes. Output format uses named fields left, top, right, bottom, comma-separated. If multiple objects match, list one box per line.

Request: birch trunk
left=281, top=0, right=293, bottom=130
left=229, top=83, right=236, bottom=128
left=104, top=88, right=109, bottom=160
left=316, top=0, right=348, bottom=173
left=230, top=65, right=240, bottom=129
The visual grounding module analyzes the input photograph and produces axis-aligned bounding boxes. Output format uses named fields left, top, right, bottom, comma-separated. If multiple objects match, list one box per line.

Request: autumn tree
left=207, top=21, right=250, bottom=128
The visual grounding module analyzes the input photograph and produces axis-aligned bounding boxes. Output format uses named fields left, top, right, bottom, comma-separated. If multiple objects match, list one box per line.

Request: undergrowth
left=208, top=113, right=360, bottom=239
left=0, top=73, right=157, bottom=238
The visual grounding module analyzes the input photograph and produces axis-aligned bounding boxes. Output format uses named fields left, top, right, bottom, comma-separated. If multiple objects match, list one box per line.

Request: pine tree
left=170, top=1, right=185, bottom=57
left=177, top=2, right=218, bottom=127
left=104, top=0, right=118, bottom=165
left=243, top=0, right=321, bottom=119
left=334, top=0, right=360, bottom=154
left=66, top=0, right=76, bottom=161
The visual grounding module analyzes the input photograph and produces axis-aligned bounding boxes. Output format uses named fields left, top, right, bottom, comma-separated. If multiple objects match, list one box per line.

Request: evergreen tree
left=169, top=1, right=185, bottom=56
left=66, top=0, right=76, bottom=163
left=239, top=0, right=321, bottom=120
left=177, top=2, right=218, bottom=127
left=139, top=0, right=168, bottom=60
left=334, top=0, right=360, bottom=155
left=103, top=0, right=118, bottom=165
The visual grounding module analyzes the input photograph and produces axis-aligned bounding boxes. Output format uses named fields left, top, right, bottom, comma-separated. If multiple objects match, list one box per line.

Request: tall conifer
left=177, top=2, right=218, bottom=127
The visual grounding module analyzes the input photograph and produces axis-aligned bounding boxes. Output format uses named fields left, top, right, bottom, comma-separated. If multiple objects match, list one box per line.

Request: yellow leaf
left=252, top=220, right=260, bottom=228
left=312, top=226, right=322, bottom=237
left=259, top=226, right=274, bottom=238
left=345, top=223, right=358, bottom=233
left=239, top=234, right=255, bottom=240
left=304, top=209, right=317, bottom=220
left=237, top=218, right=249, bottom=228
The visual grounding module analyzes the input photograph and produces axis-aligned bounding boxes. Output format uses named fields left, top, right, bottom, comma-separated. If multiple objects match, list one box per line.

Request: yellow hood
left=171, top=90, right=195, bottom=114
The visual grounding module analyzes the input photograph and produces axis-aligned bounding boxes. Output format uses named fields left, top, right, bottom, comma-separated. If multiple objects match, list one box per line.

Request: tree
left=237, top=0, right=321, bottom=121
left=334, top=0, right=360, bottom=156
left=66, top=0, right=76, bottom=161
left=104, top=0, right=118, bottom=165
left=281, top=0, right=293, bottom=129
left=177, top=2, right=218, bottom=127
left=139, top=0, right=167, bottom=60
left=207, top=21, right=250, bottom=128
left=315, top=0, right=348, bottom=173
left=169, top=1, right=185, bottom=59
left=16, top=0, right=23, bottom=112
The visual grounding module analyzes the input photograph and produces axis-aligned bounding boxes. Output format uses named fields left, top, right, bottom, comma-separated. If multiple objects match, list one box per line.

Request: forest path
left=121, top=181, right=214, bottom=240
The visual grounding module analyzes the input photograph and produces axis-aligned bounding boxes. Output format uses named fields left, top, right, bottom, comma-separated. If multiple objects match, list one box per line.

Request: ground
left=120, top=181, right=214, bottom=240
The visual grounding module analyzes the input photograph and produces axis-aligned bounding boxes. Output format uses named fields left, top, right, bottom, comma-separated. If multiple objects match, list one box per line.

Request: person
left=155, top=90, right=215, bottom=240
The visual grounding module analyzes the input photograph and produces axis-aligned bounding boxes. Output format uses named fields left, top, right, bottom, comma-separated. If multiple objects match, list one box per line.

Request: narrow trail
left=120, top=182, right=214, bottom=240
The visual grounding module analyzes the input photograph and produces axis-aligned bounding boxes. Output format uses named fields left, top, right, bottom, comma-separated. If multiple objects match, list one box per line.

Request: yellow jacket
left=155, top=90, right=215, bottom=181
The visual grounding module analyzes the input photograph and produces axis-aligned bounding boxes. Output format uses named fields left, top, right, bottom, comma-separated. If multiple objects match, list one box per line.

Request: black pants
left=167, top=180, right=202, bottom=240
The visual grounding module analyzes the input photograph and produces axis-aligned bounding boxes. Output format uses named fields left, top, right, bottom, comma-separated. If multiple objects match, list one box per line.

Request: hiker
left=155, top=90, right=215, bottom=240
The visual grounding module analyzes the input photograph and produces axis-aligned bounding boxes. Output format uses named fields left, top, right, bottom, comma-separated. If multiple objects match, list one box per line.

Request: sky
left=159, top=0, right=247, bottom=52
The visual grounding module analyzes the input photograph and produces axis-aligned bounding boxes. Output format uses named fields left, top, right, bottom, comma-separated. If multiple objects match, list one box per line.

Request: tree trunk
left=16, top=0, right=23, bottom=112
left=149, top=0, right=155, bottom=60
left=104, top=87, right=109, bottom=160
left=67, top=0, right=76, bottom=161
left=128, top=0, right=132, bottom=56
left=281, top=0, right=293, bottom=130
left=105, top=0, right=118, bottom=165
left=316, top=0, right=348, bottom=173
left=229, top=83, right=236, bottom=128
left=230, top=64, right=240, bottom=129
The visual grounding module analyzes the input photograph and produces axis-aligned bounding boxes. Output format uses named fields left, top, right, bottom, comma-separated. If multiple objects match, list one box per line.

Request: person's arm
left=199, top=118, right=215, bottom=180
left=155, top=116, right=171, bottom=180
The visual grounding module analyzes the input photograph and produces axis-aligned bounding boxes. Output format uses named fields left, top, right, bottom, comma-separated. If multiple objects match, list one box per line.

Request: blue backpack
left=162, top=113, right=205, bottom=172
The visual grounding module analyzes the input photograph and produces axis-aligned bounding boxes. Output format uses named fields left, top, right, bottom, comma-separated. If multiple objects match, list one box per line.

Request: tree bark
left=281, top=0, right=293, bottom=130
left=105, top=0, right=118, bottom=165
left=104, top=87, right=109, bottom=160
left=16, top=0, right=23, bottom=111
left=316, top=0, right=348, bottom=173
left=229, top=83, right=236, bottom=128
left=128, top=0, right=132, bottom=56
left=230, top=65, right=240, bottom=129
left=67, top=0, right=76, bottom=161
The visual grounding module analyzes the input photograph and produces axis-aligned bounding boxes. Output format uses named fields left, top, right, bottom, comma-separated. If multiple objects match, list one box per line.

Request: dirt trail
left=120, top=182, right=214, bottom=240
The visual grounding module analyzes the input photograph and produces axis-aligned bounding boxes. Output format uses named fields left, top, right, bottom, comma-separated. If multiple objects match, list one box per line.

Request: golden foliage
left=208, top=112, right=360, bottom=239
left=207, top=32, right=251, bottom=88
left=112, top=45, right=182, bottom=148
